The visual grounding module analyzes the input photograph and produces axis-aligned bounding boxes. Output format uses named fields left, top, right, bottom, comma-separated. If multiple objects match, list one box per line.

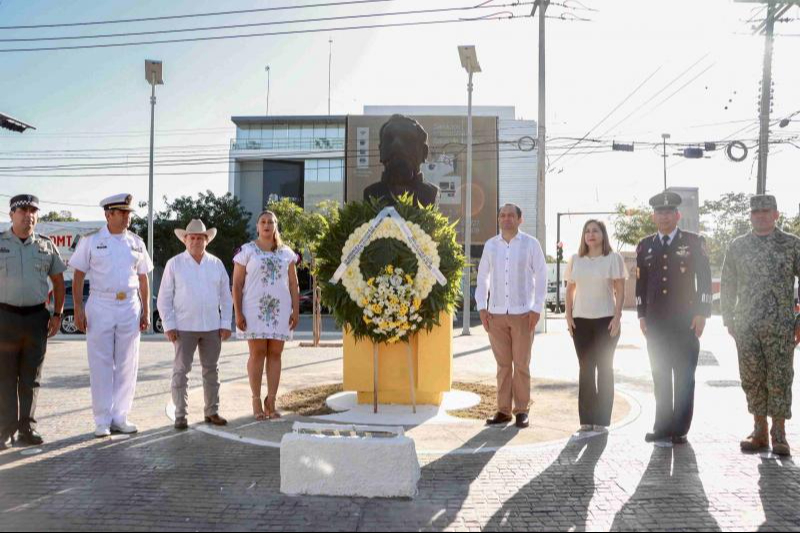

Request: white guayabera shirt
left=157, top=251, right=233, bottom=332
left=475, top=231, right=548, bottom=315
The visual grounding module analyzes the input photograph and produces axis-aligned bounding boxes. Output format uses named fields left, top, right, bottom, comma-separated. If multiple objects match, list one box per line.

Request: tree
left=265, top=198, right=340, bottom=265
left=613, top=204, right=656, bottom=248
left=131, top=191, right=251, bottom=274
left=39, top=210, right=79, bottom=222
left=783, top=215, right=800, bottom=237
left=700, top=192, right=751, bottom=273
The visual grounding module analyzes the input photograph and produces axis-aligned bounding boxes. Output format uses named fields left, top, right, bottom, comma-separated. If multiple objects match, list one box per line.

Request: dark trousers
left=0, top=307, right=49, bottom=437
left=646, top=317, right=700, bottom=437
left=572, top=317, right=619, bottom=426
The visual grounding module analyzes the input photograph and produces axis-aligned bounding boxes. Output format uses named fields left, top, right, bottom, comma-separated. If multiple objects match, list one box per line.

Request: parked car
left=299, top=289, right=330, bottom=314
left=545, top=281, right=565, bottom=313
left=59, top=280, right=163, bottom=334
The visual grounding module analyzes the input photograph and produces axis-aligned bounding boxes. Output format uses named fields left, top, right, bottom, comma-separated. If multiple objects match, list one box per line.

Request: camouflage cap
left=750, top=194, right=777, bottom=211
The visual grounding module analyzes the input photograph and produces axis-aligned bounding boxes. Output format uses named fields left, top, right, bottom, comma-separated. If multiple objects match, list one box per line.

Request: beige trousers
left=487, top=313, right=534, bottom=416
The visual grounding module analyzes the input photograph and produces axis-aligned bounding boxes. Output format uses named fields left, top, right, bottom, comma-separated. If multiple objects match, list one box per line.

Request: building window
left=304, top=159, right=344, bottom=183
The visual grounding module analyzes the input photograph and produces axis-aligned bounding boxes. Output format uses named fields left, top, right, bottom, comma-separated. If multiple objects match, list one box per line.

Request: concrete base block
left=280, top=423, right=420, bottom=499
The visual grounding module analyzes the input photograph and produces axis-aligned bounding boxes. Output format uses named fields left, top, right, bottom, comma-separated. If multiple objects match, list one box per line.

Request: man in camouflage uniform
left=721, top=194, right=800, bottom=456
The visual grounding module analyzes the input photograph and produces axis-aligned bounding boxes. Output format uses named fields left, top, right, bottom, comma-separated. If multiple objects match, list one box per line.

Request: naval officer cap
left=649, top=191, right=682, bottom=211
left=750, top=194, right=778, bottom=211
left=9, top=194, right=40, bottom=211
left=100, top=193, right=135, bottom=212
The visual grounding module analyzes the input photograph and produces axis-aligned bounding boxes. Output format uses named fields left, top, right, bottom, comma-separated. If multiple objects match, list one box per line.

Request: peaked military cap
left=649, top=191, right=682, bottom=211
left=100, top=193, right=135, bottom=212
left=750, top=194, right=777, bottom=211
left=9, top=194, right=40, bottom=211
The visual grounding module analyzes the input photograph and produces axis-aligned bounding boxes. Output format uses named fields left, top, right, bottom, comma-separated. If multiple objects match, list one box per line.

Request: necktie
left=662, top=235, right=670, bottom=248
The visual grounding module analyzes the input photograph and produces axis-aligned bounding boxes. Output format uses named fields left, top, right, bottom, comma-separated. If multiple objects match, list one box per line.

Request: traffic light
left=556, top=242, right=564, bottom=263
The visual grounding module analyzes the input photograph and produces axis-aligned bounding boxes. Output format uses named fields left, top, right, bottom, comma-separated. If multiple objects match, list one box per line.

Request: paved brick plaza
left=0, top=313, right=798, bottom=531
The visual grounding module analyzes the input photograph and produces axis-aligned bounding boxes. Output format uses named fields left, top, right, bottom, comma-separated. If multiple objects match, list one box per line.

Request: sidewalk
left=0, top=311, right=798, bottom=531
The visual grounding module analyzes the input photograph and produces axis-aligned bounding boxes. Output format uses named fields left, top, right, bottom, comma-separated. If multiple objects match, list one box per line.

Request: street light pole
left=458, top=45, right=481, bottom=336
left=265, top=66, right=271, bottom=116
left=145, top=60, right=164, bottom=334
left=463, top=69, right=474, bottom=336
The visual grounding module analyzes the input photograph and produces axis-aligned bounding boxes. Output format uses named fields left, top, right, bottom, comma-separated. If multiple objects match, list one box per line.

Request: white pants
left=86, top=295, right=141, bottom=426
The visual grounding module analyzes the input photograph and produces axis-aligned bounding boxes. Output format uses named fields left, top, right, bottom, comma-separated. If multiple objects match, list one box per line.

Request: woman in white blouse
left=564, top=220, right=628, bottom=433
left=232, top=211, right=300, bottom=420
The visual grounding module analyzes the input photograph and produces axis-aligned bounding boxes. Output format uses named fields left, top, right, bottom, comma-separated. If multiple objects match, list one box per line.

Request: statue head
left=379, top=114, right=429, bottom=183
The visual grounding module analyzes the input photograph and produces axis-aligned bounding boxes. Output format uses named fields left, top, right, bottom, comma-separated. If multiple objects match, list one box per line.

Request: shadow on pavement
left=611, top=443, right=720, bottom=531
left=484, top=432, right=608, bottom=531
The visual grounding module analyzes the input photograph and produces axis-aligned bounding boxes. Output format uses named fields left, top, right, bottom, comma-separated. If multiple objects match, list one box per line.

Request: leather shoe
left=485, top=412, right=513, bottom=426
left=204, top=414, right=228, bottom=426
left=645, top=432, right=671, bottom=443
left=515, top=413, right=530, bottom=429
left=16, top=428, right=43, bottom=446
left=672, top=434, right=688, bottom=445
left=0, top=434, right=13, bottom=450
left=174, top=417, right=188, bottom=430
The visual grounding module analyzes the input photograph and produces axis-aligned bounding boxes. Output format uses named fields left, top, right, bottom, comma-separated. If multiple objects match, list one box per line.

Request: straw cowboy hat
left=174, top=219, right=217, bottom=243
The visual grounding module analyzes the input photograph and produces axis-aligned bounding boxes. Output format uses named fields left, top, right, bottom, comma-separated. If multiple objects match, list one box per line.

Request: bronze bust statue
left=363, top=114, right=439, bottom=207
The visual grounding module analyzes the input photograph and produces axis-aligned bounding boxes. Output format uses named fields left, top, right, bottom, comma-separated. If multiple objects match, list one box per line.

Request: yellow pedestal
left=343, top=312, right=453, bottom=406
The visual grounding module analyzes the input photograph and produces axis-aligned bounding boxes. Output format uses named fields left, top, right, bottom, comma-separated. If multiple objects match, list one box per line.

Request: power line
left=0, top=3, right=535, bottom=43
left=548, top=65, right=663, bottom=169
left=0, top=0, right=400, bottom=30
left=0, top=13, right=530, bottom=53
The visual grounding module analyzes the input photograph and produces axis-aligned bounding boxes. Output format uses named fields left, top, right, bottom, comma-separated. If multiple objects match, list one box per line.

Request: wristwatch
left=52, top=312, right=62, bottom=318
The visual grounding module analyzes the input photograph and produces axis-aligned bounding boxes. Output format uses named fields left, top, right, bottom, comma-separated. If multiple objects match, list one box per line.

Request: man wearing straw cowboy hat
left=158, top=220, right=232, bottom=430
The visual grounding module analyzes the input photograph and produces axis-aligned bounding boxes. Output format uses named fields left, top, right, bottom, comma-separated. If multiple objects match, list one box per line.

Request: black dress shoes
left=486, top=412, right=513, bottom=426
left=0, top=434, right=14, bottom=450
left=16, top=428, right=43, bottom=446
left=174, top=417, right=188, bottom=430
left=515, top=413, right=530, bottom=429
left=645, top=432, right=671, bottom=443
left=672, top=434, right=689, bottom=445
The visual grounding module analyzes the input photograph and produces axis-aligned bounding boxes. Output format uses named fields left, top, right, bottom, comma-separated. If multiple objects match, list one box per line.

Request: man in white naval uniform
left=70, top=194, right=154, bottom=437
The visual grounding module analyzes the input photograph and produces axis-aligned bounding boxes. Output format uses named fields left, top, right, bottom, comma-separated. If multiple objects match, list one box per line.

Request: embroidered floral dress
left=234, top=243, right=297, bottom=341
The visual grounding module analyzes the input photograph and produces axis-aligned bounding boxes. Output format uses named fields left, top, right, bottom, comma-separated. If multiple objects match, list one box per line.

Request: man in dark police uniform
left=636, top=191, right=713, bottom=445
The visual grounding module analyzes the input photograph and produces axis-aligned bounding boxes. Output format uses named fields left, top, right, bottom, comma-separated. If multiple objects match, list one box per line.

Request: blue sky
left=1, top=0, right=798, bottom=253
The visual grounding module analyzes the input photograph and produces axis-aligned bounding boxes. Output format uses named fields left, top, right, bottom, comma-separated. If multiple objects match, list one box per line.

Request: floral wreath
left=316, top=195, right=465, bottom=345
left=340, top=217, right=440, bottom=307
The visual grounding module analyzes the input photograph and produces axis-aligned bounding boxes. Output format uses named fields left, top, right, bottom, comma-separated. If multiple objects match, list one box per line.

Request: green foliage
left=613, top=204, right=657, bottom=248
left=782, top=214, right=800, bottom=237
left=316, top=194, right=465, bottom=343
left=131, top=191, right=251, bottom=275
left=39, top=210, right=79, bottom=222
left=700, top=192, right=752, bottom=273
left=265, top=198, right=340, bottom=265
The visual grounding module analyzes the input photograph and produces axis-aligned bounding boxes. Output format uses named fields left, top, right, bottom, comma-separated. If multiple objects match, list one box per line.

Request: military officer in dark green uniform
left=721, top=194, right=800, bottom=457
left=636, top=191, right=713, bottom=445
left=0, top=194, right=66, bottom=449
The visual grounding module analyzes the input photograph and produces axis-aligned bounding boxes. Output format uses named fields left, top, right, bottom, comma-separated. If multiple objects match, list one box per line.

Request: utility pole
left=661, top=133, right=670, bottom=190
left=534, top=0, right=548, bottom=251
left=756, top=0, right=776, bottom=194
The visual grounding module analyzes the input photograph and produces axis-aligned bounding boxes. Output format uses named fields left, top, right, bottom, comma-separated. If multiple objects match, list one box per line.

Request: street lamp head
left=457, top=45, right=482, bottom=74
left=145, top=60, right=164, bottom=85
left=0, top=112, right=35, bottom=133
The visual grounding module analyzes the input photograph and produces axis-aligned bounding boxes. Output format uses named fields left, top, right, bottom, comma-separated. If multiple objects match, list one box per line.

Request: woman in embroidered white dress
left=232, top=211, right=300, bottom=420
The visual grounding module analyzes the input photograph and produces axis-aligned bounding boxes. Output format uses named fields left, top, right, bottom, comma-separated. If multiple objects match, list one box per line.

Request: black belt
left=0, top=303, right=47, bottom=315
